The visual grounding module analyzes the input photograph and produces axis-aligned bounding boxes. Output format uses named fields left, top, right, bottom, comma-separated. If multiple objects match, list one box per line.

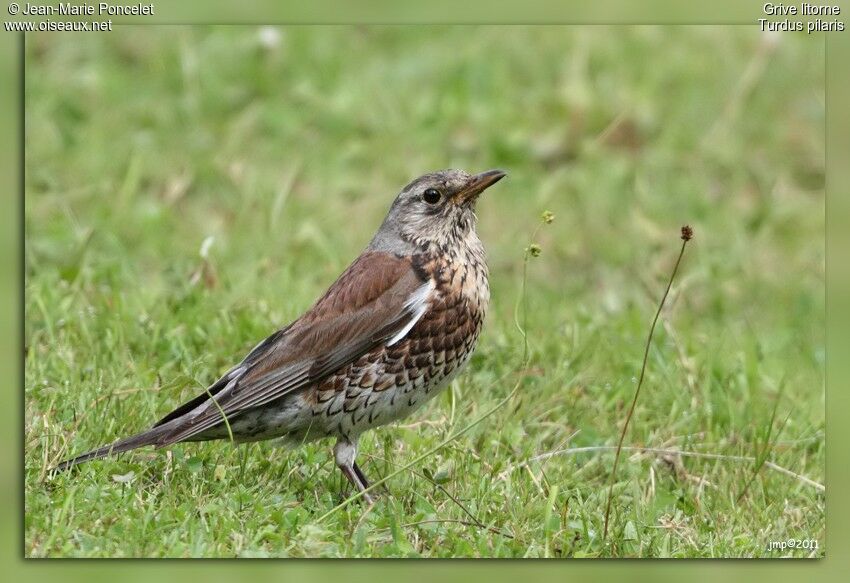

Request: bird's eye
left=422, top=188, right=442, bottom=204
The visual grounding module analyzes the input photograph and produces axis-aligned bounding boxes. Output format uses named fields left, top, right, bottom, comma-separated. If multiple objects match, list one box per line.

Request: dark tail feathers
left=50, top=423, right=173, bottom=475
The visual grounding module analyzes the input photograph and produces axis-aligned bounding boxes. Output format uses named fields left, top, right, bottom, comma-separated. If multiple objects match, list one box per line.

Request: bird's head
left=370, top=169, right=506, bottom=253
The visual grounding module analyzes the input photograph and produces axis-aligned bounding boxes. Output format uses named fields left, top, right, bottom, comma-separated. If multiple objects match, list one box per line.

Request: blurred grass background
left=24, top=26, right=823, bottom=557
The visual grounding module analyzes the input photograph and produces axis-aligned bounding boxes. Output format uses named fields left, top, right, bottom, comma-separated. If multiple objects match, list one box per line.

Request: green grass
left=24, top=25, right=824, bottom=558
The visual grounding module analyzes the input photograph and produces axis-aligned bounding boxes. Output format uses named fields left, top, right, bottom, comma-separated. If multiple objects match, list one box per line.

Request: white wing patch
left=386, top=279, right=434, bottom=346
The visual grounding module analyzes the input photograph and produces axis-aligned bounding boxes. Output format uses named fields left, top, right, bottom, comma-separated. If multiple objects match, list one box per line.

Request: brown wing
left=153, top=251, right=430, bottom=446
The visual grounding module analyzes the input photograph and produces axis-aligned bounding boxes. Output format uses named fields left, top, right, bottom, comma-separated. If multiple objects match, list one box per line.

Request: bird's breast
left=419, top=242, right=489, bottom=322
left=300, top=248, right=490, bottom=440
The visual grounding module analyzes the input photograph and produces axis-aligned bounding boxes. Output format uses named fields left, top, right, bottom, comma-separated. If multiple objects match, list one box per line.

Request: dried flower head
left=681, top=225, right=694, bottom=241
left=527, top=243, right=542, bottom=258
left=541, top=210, right=555, bottom=224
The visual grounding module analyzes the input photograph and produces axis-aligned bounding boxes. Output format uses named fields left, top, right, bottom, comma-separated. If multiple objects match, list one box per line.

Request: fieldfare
left=53, top=169, right=507, bottom=503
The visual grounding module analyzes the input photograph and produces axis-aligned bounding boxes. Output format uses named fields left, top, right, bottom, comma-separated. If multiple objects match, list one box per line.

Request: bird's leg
left=352, top=461, right=370, bottom=489
left=353, top=460, right=391, bottom=495
left=333, top=439, right=374, bottom=505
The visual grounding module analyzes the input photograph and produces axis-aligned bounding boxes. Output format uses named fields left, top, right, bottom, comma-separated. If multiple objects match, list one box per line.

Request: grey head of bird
left=368, top=169, right=506, bottom=254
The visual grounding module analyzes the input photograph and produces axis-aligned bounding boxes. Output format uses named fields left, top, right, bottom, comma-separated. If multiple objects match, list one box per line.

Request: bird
left=52, top=168, right=507, bottom=504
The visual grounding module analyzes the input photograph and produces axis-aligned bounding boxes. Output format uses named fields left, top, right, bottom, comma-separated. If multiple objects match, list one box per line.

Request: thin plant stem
left=602, top=228, right=692, bottom=541
left=514, top=221, right=544, bottom=363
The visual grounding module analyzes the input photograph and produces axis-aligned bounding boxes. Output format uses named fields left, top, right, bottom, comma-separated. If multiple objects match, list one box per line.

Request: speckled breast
left=308, top=250, right=490, bottom=441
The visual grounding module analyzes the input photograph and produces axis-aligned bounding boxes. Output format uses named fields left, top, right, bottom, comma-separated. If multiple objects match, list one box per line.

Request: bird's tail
left=50, top=423, right=174, bottom=474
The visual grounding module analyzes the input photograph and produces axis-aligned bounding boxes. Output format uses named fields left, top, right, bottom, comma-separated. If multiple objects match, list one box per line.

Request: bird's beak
left=455, top=169, right=507, bottom=204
